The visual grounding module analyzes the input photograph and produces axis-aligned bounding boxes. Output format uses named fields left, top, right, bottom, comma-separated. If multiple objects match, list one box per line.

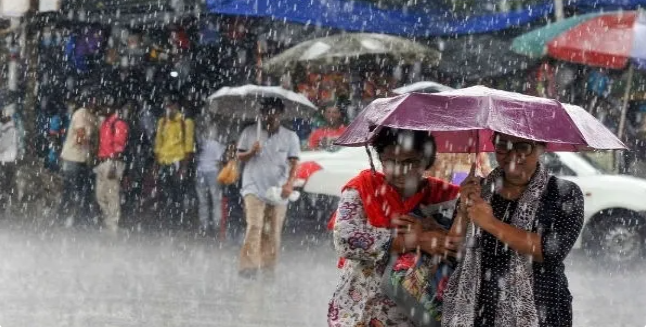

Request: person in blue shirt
left=45, top=100, right=70, bottom=172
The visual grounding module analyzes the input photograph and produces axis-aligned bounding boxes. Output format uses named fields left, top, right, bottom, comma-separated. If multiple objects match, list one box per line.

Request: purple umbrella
left=334, top=86, right=626, bottom=152
left=562, top=104, right=626, bottom=150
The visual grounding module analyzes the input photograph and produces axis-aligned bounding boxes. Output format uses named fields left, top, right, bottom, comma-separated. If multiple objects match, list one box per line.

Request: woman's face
left=379, top=145, right=426, bottom=194
left=324, top=106, right=343, bottom=126
left=493, top=134, right=543, bottom=185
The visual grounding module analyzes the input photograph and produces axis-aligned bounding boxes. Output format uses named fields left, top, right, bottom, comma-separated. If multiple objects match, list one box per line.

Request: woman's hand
left=392, top=215, right=424, bottom=250
left=466, top=194, right=546, bottom=262
left=466, top=195, right=496, bottom=230
left=459, top=163, right=495, bottom=231
left=459, top=163, right=482, bottom=212
left=419, top=230, right=463, bottom=257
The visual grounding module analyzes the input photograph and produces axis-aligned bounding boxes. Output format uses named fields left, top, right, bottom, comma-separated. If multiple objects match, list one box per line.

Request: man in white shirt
left=0, top=105, right=18, bottom=216
left=58, top=92, right=99, bottom=227
left=236, top=98, right=300, bottom=277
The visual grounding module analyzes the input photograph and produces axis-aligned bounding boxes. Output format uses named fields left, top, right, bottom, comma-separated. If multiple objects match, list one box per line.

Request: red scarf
left=328, top=169, right=460, bottom=267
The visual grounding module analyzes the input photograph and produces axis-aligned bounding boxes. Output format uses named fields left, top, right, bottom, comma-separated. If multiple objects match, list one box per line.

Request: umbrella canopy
left=261, top=33, right=441, bottom=74
left=512, top=11, right=646, bottom=141
left=392, top=81, right=454, bottom=94
left=512, top=11, right=646, bottom=69
left=334, top=86, right=626, bottom=152
left=511, top=12, right=605, bottom=58
left=438, top=34, right=539, bottom=81
left=562, top=103, right=626, bottom=150
left=208, top=85, right=318, bottom=120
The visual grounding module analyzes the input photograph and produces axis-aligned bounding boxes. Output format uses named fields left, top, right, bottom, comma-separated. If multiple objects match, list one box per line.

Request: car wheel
left=583, top=214, right=645, bottom=264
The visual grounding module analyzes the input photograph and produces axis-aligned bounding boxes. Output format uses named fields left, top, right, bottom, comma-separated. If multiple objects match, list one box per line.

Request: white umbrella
left=392, top=81, right=454, bottom=95
left=208, top=84, right=318, bottom=121
left=262, top=33, right=441, bottom=74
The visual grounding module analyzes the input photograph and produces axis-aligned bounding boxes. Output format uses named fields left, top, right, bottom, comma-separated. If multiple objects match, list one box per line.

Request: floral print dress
left=327, top=189, right=415, bottom=327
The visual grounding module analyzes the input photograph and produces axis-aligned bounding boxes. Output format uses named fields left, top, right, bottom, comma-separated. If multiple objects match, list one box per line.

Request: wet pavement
left=0, top=218, right=644, bottom=327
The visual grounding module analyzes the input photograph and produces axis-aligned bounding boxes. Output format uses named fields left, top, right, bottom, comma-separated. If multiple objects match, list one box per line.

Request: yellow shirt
left=154, top=114, right=195, bottom=165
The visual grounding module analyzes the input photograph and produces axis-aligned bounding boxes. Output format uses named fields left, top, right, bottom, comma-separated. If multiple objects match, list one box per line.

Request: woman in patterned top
left=442, top=133, right=585, bottom=327
left=327, top=127, right=461, bottom=327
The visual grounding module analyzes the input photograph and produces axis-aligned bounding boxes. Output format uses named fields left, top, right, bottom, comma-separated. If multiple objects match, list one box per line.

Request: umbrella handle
left=474, top=131, right=482, bottom=177
left=618, top=63, right=634, bottom=141
left=616, top=63, right=634, bottom=173
left=365, top=144, right=377, bottom=175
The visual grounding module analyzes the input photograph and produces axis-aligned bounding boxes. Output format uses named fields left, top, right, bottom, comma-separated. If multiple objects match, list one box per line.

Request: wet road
left=0, top=219, right=644, bottom=327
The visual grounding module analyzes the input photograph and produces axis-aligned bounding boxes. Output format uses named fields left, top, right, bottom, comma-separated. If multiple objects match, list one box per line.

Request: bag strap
left=181, top=115, right=186, bottom=148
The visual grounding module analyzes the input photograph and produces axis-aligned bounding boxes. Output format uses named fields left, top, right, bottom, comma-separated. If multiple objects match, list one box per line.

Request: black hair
left=118, top=99, right=138, bottom=110
left=45, top=98, right=66, bottom=115
left=336, top=97, right=351, bottom=110
left=77, top=86, right=100, bottom=107
left=322, top=98, right=349, bottom=116
left=492, top=132, right=547, bottom=147
left=165, top=91, right=183, bottom=105
left=100, top=92, right=117, bottom=108
left=260, top=97, right=285, bottom=113
left=372, top=127, right=437, bottom=169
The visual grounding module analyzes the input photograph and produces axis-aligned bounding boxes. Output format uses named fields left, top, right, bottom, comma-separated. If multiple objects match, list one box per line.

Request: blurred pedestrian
left=236, top=98, right=300, bottom=277
left=153, top=92, right=195, bottom=228
left=58, top=90, right=99, bottom=227
left=308, top=99, right=348, bottom=150
left=0, top=104, right=18, bottom=216
left=95, top=98, right=129, bottom=233
left=44, top=99, right=70, bottom=172
left=428, top=152, right=492, bottom=184
left=139, top=101, right=158, bottom=148
left=194, top=116, right=227, bottom=236
left=121, top=100, right=153, bottom=223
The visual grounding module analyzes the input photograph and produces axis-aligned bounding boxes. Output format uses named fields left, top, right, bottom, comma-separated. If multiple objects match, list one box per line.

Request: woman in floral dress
left=327, top=128, right=461, bottom=327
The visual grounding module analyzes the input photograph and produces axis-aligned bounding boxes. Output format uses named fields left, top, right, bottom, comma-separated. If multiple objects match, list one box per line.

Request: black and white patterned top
left=475, top=177, right=585, bottom=327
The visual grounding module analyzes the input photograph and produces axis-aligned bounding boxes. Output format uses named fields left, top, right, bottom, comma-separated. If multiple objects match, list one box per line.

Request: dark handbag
left=382, top=201, right=457, bottom=326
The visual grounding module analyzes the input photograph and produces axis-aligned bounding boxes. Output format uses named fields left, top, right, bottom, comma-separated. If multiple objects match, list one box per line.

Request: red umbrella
left=547, top=11, right=638, bottom=69
left=543, top=11, right=646, bottom=142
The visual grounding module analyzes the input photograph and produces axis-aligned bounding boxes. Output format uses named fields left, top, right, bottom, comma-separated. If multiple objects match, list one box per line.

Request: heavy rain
left=0, top=0, right=645, bottom=326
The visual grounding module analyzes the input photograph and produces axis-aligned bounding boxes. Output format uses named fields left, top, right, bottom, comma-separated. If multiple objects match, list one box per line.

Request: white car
left=294, top=147, right=646, bottom=263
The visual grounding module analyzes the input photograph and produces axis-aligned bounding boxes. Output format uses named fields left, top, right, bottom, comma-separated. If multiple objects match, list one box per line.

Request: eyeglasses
left=493, top=139, right=536, bottom=156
